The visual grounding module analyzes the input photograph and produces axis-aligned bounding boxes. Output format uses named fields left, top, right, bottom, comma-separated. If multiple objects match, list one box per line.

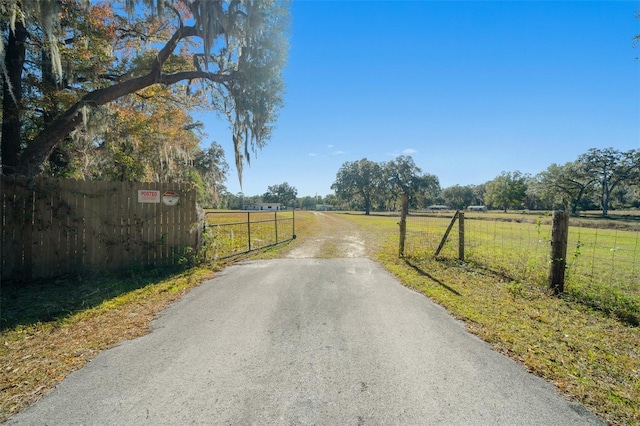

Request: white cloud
left=387, top=148, right=418, bottom=157
left=308, top=153, right=317, bottom=157
left=327, top=144, right=334, bottom=149
left=332, top=150, right=345, bottom=155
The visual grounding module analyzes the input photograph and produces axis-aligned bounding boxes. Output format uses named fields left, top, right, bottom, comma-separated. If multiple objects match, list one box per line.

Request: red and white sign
left=162, top=191, right=180, bottom=206
left=138, top=190, right=160, bottom=203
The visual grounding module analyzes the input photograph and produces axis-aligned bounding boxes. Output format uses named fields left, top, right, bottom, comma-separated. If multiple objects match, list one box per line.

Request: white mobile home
left=243, top=203, right=283, bottom=211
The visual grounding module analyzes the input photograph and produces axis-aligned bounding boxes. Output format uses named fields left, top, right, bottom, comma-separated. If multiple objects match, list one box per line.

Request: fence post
left=548, top=210, right=569, bottom=295
left=274, top=211, right=278, bottom=243
left=458, top=211, right=465, bottom=261
left=398, top=193, right=408, bottom=257
left=247, top=212, right=251, bottom=251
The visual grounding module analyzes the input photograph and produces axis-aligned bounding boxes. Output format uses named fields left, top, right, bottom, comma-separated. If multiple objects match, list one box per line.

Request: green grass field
left=403, top=211, right=640, bottom=326
left=204, top=210, right=295, bottom=259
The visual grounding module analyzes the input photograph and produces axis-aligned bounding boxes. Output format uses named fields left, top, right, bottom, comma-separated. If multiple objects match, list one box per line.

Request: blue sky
left=201, top=1, right=640, bottom=198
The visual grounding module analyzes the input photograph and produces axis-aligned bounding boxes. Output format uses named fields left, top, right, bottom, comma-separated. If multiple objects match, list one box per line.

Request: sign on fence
left=162, top=191, right=180, bottom=206
left=138, top=189, right=161, bottom=203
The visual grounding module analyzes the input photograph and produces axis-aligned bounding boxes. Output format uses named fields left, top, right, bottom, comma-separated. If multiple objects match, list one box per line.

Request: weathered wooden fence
left=1, top=176, right=200, bottom=280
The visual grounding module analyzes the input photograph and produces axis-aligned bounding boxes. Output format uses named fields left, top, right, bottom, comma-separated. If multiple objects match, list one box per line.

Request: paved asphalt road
left=7, top=258, right=604, bottom=425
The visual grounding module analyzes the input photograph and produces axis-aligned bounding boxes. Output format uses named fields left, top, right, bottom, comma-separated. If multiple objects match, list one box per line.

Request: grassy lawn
left=339, top=212, right=639, bottom=425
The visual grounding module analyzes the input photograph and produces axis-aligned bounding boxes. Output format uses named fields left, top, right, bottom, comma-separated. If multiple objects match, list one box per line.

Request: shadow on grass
left=439, top=258, right=640, bottom=327
left=0, top=266, right=185, bottom=332
left=403, top=259, right=463, bottom=297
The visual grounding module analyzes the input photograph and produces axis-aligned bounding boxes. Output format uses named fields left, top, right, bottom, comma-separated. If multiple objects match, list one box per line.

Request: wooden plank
left=52, top=178, right=72, bottom=276
left=45, top=178, right=61, bottom=276
left=434, top=211, right=459, bottom=257
left=157, top=182, right=167, bottom=265
left=64, top=179, right=83, bottom=275
left=104, top=181, right=119, bottom=269
left=167, top=183, right=178, bottom=265
left=17, top=176, right=34, bottom=280
left=84, top=179, right=102, bottom=272
left=130, top=181, right=144, bottom=265
left=117, top=181, right=131, bottom=270
left=1, top=176, right=10, bottom=278
left=96, top=180, right=111, bottom=271
left=114, top=180, right=127, bottom=270
left=146, top=181, right=160, bottom=267
left=138, top=182, right=151, bottom=265
left=76, top=179, right=88, bottom=274
left=0, top=176, right=21, bottom=279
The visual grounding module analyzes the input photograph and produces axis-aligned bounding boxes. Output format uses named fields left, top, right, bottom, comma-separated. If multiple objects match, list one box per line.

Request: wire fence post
left=458, top=211, right=465, bottom=261
left=549, top=210, right=569, bottom=295
left=399, top=193, right=408, bottom=258
left=274, top=211, right=278, bottom=243
left=247, top=212, right=251, bottom=251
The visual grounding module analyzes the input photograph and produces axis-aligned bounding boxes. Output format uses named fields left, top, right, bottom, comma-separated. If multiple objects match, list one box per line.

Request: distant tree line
left=224, top=148, right=639, bottom=217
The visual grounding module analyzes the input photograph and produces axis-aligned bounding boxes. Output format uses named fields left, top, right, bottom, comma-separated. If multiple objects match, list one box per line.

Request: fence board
left=131, top=181, right=144, bottom=265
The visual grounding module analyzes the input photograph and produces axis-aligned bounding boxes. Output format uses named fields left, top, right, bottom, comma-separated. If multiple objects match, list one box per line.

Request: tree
left=484, top=171, right=529, bottom=212
left=529, top=162, right=595, bottom=214
left=577, top=148, right=640, bottom=217
left=191, top=141, right=229, bottom=208
left=324, top=193, right=337, bottom=207
left=1, top=0, right=289, bottom=183
left=298, top=196, right=316, bottom=210
left=332, top=159, right=382, bottom=215
left=263, top=182, right=297, bottom=206
left=471, top=183, right=486, bottom=206
left=441, top=185, right=475, bottom=210
left=384, top=155, right=420, bottom=212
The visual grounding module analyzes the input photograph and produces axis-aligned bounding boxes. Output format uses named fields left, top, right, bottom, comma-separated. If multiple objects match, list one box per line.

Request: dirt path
left=285, top=212, right=366, bottom=259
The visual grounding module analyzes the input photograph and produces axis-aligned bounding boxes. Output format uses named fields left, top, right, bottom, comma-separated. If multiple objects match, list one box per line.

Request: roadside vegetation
left=406, top=210, right=640, bottom=327
left=338, top=211, right=639, bottom=425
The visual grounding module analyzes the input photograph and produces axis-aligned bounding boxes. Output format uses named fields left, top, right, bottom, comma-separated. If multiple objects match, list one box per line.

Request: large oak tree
left=332, top=159, right=382, bottom=215
left=577, top=148, right=640, bottom=217
left=1, top=0, right=289, bottom=184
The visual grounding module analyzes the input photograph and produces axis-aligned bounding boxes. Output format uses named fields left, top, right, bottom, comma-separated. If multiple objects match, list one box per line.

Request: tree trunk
left=1, top=22, right=28, bottom=173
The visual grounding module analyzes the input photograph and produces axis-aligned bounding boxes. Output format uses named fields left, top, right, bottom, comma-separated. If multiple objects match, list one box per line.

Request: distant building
left=243, top=203, right=283, bottom=211
left=467, top=205, right=487, bottom=212
left=316, top=204, right=333, bottom=211
left=426, top=205, right=451, bottom=211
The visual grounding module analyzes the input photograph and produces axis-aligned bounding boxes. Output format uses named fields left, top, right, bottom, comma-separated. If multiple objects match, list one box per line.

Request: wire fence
left=204, top=210, right=295, bottom=260
left=404, top=211, right=640, bottom=323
